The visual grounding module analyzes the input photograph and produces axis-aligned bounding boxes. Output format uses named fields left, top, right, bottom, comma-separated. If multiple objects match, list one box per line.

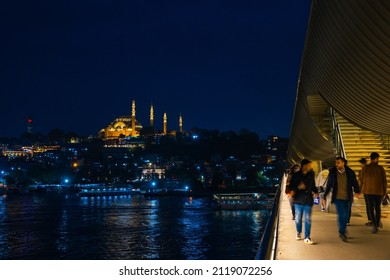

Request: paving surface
left=276, top=177, right=390, bottom=260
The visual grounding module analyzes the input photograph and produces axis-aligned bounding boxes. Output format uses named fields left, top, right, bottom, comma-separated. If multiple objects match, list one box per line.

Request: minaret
left=163, top=113, right=167, bottom=135
left=150, top=103, right=154, bottom=128
left=179, top=114, right=183, bottom=133
left=131, top=100, right=136, bottom=136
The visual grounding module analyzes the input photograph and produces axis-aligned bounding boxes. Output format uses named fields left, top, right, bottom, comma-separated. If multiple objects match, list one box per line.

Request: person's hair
left=359, top=158, right=367, bottom=164
left=336, top=156, right=346, bottom=163
left=301, top=159, right=311, bottom=167
left=289, top=164, right=300, bottom=174
left=290, top=164, right=300, bottom=170
left=370, top=152, right=380, bottom=160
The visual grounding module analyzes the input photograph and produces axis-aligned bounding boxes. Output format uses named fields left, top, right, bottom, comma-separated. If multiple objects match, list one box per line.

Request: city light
left=64, top=178, right=70, bottom=184
left=151, top=181, right=156, bottom=187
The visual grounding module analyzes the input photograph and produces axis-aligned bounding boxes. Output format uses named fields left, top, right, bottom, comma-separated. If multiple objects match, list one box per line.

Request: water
left=0, top=194, right=268, bottom=260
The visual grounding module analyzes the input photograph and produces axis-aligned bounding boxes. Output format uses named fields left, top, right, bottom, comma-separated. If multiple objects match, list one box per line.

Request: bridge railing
left=331, top=108, right=347, bottom=159
left=255, top=176, right=284, bottom=260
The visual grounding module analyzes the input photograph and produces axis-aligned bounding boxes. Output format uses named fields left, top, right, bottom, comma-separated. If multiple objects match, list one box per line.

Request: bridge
left=257, top=176, right=390, bottom=260
left=256, top=0, right=390, bottom=260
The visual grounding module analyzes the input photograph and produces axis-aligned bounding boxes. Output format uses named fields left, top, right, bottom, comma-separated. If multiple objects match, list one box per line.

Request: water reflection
left=179, top=198, right=210, bottom=259
left=0, top=195, right=268, bottom=260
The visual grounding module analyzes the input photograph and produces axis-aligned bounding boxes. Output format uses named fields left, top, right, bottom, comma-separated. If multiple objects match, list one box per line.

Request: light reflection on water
left=0, top=194, right=268, bottom=260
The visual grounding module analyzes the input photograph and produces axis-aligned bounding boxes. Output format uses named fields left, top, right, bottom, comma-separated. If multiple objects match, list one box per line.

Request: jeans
left=333, top=199, right=352, bottom=235
left=294, top=204, right=312, bottom=239
left=348, top=201, right=352, bottom=223
left=366, top=195, right=382, bottom=228
left=364, top=195, right=372, bottom=221
left=289, top=197, right=295, bottom=218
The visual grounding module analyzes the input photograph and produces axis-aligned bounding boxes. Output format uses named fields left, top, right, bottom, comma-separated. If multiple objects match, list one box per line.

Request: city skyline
left=0, top=1, right=311, bottom=138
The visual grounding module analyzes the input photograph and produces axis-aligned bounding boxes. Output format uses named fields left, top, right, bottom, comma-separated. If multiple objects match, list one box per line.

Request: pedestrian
left=285, top=164, right=300, bottom=220
left=357, top=158, right=372, bottom=226
left=360, top=152, right=387, bottom=234
left=317, top=167, right=330, bottom=212
left=289, top=159, right=318, bottom=245
left=324, top=157, right=360, bottom=242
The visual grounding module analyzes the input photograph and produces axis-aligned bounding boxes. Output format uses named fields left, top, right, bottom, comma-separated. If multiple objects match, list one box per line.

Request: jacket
left=289, top=170, right=318, bottom=206
left=324, top=166, right=360, bottom=202
left=360, top=162, right=387, bottom=196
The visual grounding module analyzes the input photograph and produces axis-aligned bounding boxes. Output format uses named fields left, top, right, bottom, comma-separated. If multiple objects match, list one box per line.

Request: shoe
left=371, top=227, right=378, bottom=234
left=296, top=233, right=302, bottom=240
left=292, top=216, right=295, bottom=220
left=304, top=237, right=314, bottom=245
left=339, top=234, right=348, bottom=242
left=321, top=207, right=325, bottom=212
left=365, top=221, right=372, bottom=226
left=347, top=223, right=351, bottom=226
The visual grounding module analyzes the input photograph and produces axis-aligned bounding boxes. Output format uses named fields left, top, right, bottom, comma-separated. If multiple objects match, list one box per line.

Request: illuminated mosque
left=99, top=100, right=183, bottom=140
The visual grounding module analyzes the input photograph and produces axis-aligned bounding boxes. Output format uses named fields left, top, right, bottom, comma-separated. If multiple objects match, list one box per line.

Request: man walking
left=289, top=159, right=318, bottom=245
left=324, top=157, right=360, bottom=242
left=360, top=152, right=387, bottom=234
left=357, top=158, right=371, bottom=226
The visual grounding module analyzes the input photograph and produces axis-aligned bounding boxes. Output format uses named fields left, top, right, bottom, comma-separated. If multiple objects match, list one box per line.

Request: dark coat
left=324, top=166, right=360, bottom=202
left=289, top=170, right=318, bottom=206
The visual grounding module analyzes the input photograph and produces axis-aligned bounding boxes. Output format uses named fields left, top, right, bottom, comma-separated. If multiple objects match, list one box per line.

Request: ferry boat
left=7, top=184, right=65, bottom=194
left=77, top=184, right=140, bottom=197
left=213, top=193, right=274, bottom=210
left=142, top=188, right=168, bottom=198
left=140, top=179, right=190, bottom=197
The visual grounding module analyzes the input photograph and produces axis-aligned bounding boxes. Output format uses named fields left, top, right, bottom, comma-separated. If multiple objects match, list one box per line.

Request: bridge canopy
left=288, top=0, right=390, bottom=164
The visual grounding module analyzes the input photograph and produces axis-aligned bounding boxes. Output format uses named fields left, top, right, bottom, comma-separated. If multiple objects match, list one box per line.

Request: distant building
left=99, top=100, right=143, bottom=139
left=265, top=135, right=289, bottom=162
left=141, top=166, right=165, bottom=181
left=99, top=100, right=185, bottom=140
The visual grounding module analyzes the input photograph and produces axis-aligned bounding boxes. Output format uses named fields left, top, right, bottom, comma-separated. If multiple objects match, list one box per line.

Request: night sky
left=0, top=0, right=311, bottom=138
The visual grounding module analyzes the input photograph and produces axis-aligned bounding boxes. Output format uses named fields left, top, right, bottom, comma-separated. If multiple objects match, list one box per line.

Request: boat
left=142, top=188, right=168, bottom=198
left=213, top=193, right=275, bottom=210
left=77, top=184, right=140, bottom=197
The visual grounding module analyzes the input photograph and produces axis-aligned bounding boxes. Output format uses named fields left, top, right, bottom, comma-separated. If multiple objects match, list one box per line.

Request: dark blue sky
left=0, top=0, right=311, bottom=138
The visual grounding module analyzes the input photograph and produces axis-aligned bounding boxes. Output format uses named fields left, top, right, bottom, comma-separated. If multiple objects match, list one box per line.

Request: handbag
left=318, top=175, right=329, bottom=193
left=383, top=194, right=390, bottom=206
